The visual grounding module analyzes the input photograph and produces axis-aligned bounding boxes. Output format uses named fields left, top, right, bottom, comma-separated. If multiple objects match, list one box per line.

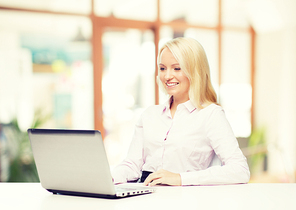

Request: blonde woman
left=112, top=37, right=250, bottom=186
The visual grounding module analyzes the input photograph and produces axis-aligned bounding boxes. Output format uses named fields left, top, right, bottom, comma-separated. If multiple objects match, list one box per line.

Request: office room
left=0, top=0, right=296, bottom=209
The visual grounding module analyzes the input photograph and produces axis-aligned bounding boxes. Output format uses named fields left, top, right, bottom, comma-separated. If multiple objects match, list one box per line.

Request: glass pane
left=160, top=0, right=218, bottom=27
left=220, top=30, right=251, bottom=138
left=95, top=0, right=157, bottom=21
left=222, top=0, right=249, bottom=28
left=222, top=31, right=251, bottom=84
left=220, top=83, right=252, bottom=137
left=102, top=29, right=155, bottom=167
left=0, top=0, right=91, bottom=14
left=0, top=11, right=93, bottom=130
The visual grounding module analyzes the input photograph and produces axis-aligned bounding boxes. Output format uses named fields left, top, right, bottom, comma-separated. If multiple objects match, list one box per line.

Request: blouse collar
left=161, top=96, right=196, bottom=114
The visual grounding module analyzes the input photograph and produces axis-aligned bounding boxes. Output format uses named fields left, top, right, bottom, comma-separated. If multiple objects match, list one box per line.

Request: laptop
left=27, top=128, right=154, bottom=198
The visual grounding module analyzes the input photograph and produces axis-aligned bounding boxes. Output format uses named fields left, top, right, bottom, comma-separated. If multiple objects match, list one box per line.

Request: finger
left=149, top=178, right=163, bottom=186
left=143, top=172, right=161, bottom=186
left=143, top=174, right=156, bottom=186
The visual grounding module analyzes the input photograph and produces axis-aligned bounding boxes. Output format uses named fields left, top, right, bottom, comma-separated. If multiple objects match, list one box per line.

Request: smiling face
left=158, top=47, right=190, bottom=103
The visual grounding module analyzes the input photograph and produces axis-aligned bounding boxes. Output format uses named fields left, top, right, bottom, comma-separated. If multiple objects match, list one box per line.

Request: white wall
left=254, top=0, right=296, bottom=181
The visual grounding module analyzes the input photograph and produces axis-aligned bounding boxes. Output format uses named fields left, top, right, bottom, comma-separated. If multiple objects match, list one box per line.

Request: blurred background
left=0, top=0, right=295, bottom=183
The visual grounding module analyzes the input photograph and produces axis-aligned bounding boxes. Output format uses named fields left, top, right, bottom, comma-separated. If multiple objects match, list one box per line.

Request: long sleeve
left=180, top=107, right=250, bottom=185
left=111, top=119, right=145, bottom=184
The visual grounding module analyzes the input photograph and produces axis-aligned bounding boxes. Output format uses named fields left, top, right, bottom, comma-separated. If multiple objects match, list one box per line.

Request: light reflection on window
left=220, top=83, right=252, bottom=137
left=0, top=0, right=91, bottom=14
left=0, top=11, right=93, bottom=131
left=221, top=30, right=251, bottom=137
left=102, top=29, right=155, bottom=166
left=95, top=0, right=157, bottom=21
left=160, top=0, right=218, bottom=27
left=222, top=0, right=249, bottom=28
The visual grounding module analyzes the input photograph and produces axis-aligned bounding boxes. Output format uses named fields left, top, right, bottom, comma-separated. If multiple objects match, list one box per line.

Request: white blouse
left=112, top=99, right=250, bottom=185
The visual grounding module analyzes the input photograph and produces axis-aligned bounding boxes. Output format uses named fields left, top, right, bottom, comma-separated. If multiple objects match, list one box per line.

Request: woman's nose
left=164, top=69, right=174, bottom=80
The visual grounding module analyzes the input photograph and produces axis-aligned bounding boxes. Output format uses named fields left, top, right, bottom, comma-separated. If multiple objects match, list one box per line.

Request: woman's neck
left=170, top=96, right=189, bottom=107
left=169, top=96, right=189, bottom=118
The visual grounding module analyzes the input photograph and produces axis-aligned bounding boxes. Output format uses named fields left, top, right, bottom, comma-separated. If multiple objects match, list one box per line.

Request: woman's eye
left=159, top=67, right=165, bottom=71
left=175, top=68, right=181, bottom=70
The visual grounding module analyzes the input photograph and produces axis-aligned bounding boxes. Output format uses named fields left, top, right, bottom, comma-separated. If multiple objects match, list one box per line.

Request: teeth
left=167, top=83, right=179, bottom=86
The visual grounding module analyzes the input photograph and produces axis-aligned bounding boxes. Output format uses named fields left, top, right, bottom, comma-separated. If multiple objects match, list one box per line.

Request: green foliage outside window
left=6, top=110, right=50, bottom=182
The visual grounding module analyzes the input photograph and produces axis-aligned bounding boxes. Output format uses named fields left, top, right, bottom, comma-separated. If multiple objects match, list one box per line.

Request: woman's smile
left=166, top=82, right=179, bottom=87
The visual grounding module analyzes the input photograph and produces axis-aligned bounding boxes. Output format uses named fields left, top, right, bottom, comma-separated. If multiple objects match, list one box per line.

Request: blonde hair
left=157, top=37, right=217, bottom=109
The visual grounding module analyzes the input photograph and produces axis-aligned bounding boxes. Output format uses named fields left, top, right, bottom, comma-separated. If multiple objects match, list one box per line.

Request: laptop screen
left=28, top=129, right=116, bottom=195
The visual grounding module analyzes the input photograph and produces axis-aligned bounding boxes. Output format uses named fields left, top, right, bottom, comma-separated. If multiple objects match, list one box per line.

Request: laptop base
left=47, top=188, right=152, bottom=199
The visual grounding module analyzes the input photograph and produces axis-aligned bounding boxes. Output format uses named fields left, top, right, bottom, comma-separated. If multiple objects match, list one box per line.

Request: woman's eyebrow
left=159, top=63, right=179, bottom=66
left=158, top=63, right=180, bottom=67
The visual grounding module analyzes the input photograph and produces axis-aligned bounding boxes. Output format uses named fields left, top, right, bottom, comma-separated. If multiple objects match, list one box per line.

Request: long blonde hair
left=157, top=37, right=217, bottom=109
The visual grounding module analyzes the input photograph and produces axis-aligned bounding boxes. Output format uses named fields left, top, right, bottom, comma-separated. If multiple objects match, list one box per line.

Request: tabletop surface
left=0, top=182, right=296, bottom=210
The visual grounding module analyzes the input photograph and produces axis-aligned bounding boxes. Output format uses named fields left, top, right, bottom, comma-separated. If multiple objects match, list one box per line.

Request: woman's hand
left=143, top=169, right=181, bottom=186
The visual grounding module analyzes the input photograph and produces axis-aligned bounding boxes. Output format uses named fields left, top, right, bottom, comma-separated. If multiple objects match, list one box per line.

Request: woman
left=112, top=37, right=250, bottom=186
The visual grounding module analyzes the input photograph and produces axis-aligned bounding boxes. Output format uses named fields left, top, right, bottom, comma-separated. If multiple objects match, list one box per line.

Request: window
left=0, top=11, right=93, bottom=130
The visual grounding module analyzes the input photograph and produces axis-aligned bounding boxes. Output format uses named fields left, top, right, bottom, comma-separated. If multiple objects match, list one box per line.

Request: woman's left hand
left=143, top=169, right=181, bottom=186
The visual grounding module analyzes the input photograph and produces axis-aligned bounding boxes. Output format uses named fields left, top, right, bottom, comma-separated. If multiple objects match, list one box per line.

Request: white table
left=0, top=183, right=295, bottom=210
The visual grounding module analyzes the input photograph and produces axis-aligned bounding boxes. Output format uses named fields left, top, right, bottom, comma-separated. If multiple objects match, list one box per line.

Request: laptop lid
left=28, top=129, right=116, bottom=197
